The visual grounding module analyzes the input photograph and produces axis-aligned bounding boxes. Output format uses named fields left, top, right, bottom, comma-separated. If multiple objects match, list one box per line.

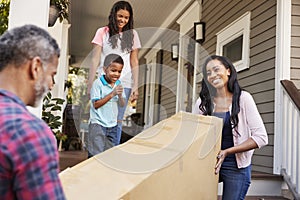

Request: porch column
left=274, top=0, right=292, bottom=174
left=8, top=0, right=49, bottom=29
left=8, top=0, right=69, bottom=121
left=48, top=21, right=71, bottom=129
left=8, top=0, right=50, bottom=118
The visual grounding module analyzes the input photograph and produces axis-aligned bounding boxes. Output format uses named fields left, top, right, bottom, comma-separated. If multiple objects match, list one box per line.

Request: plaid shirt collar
left=0, top=89, right=27, bottom=107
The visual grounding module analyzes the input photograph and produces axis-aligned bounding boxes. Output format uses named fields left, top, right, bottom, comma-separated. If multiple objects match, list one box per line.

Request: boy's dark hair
left=103, top=53, right=124, bottom=67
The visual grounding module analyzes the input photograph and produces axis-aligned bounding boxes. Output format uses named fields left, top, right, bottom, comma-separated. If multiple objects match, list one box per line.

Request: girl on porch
left=88, top=1, right=141, bottom=146
left=192, top=55, right=268, bottom=200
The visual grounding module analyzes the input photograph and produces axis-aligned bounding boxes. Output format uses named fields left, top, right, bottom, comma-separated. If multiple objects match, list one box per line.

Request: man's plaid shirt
left=0, top=90, right=65, bottom=200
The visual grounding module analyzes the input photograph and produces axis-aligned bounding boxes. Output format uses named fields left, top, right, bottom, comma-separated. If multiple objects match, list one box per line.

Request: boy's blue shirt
left=89, top=75, right=125, bottom=127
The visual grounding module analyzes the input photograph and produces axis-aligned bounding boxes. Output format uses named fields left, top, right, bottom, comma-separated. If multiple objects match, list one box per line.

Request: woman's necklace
left=214, top=96, right=232, bottom=112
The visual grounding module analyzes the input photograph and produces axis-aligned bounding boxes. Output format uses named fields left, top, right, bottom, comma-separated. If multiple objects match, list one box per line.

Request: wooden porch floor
left=59, top=150, right=88, bottom=172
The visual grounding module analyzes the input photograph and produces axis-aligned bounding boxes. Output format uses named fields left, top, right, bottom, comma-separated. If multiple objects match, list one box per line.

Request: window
left=216, top=12, right=251, bottom=71
left=223, top=35, right=243, bottom=63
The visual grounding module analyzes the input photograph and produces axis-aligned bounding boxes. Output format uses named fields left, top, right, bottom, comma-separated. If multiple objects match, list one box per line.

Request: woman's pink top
left=192, top=91, right=268, bottom=168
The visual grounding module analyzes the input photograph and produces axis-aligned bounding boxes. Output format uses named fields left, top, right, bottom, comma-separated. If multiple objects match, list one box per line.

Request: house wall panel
left=267, top=134, right=274, bottom=146
left=256, top=102, right=275, bottom=113
left=252, top=155, right=273, bottom=169
left=138, top=23, right=180, bottom=123
left=291, top=16, right=300, bottom=25
left=255, top=146, right=274, bottom=157
left=202, top=0, right=276, bottom=173
left=292, top=4, right=300, bottom=13
left=264, top=123, right=275, bottom=138
left=252, top=155, right=273, bottom=173
left=251, top=8, right=276, bottom=32
left=249, top=48, right=276, bottom=67
left=252, top=90, right=274, bottom=104
left=159, top=23, right=180, bottom=119
left=292, top=26, right=300, bottom=37
left=253, top=165, right=273, bottom=174
left=250, top=37, right=276, bottom=57
left=292, top=37, right=300, bottom=46
left=251, top=0, right=276, bottom=17
left=293, top=80, right=300, bottom=89
left=260, top=113, right=274, bottom=124
left=204, top=0, right=254, bottom=37
left=137, top=58, right=147, bottom=117
left=291, top=68, right=300, bottom=79
left=239, top=59, right=275, bottom=80
left=291, top=0, right=300, bottom=89
left=243, top=80, right=275, bottom=94
left=251, top=27, right=276, bottom=47
left=239, top=69, right=275, bottom=87
left=291, top=58, right=300, bottom=66
left=291, top=47, right=300, bottom=57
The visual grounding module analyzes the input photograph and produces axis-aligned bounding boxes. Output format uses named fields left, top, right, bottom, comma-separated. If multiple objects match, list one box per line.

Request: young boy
left=88, top=53, right=126, bottom=157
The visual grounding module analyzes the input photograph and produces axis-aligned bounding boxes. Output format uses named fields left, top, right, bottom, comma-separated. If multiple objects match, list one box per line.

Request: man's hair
left=0, top=24, right=60, bottom=71
left=103, top=53, right=124, bottom=67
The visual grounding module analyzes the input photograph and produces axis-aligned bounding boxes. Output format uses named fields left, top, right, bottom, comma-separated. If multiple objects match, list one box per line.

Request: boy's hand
left=112, top=85, right=123, bottom=96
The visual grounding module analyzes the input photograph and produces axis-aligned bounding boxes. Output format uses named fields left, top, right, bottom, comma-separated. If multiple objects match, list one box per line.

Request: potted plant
left=56, top=130, right=68, bottom=151
left=48, top=0, right=69, bottom=27
left=42, top=92, right=67, bottom=150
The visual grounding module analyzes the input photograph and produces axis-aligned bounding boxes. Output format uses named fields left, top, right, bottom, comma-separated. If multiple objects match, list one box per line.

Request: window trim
left=216, top=11, right=251, bottom=71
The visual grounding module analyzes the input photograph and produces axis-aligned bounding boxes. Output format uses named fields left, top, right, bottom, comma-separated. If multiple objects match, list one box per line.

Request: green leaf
left=53, top=116, right=61, bottom=121
left=51, top=106, right=62, bottom=111
left=52, top=98, right=65, bottom=104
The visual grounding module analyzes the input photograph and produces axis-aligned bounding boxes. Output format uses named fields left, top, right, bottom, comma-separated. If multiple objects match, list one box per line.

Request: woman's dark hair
left=199, top=55, right=242, bottom=128
left=108, top=1, right=134, bottom=52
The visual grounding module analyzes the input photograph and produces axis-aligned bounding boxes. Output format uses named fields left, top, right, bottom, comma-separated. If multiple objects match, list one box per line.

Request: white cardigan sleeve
left=192, top=98, right=202, bottom=114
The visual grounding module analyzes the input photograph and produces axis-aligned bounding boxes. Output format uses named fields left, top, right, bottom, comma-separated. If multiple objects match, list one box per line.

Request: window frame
left=216, top=11, right=251, bottom=71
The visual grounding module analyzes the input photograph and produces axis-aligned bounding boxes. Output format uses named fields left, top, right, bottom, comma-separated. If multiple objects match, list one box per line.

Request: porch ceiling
left=69, top=0, right=187, bottom=67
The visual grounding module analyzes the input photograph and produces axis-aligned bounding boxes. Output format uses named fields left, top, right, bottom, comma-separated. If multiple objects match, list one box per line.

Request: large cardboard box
left=59, top=111, right=222, bottom=200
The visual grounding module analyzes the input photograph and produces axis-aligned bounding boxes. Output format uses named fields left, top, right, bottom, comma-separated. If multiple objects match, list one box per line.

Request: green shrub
left=0, top=0, right=10, bottom=35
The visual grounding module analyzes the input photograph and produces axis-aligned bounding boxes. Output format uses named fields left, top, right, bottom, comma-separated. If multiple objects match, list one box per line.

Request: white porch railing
left=281, top=80, right=300, bottom=199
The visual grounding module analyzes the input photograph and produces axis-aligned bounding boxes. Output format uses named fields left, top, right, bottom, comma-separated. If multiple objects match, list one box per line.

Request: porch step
left=218, top=196, right=289, bottom=199
left=245, top=196, right=289, bottom=199
left=248, top=171, right=285, bottom=197
left=218, top=171, right=286, bottom=198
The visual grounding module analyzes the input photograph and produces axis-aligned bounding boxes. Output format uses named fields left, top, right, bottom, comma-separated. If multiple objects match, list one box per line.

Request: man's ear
left=29, top=57, right=43, bottom=80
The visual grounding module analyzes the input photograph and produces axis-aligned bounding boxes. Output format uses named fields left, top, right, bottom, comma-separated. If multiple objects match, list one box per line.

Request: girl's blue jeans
left=220, top=159, right=251, bottom=200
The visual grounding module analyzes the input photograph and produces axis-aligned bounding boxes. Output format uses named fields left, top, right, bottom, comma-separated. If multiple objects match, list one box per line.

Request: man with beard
left=0, top=25, right=66, bottom=199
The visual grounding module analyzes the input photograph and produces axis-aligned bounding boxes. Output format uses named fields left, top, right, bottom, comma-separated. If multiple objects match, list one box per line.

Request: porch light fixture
left=194, top=22, right=205, bottom=44
left=171, top=43, right=179, bottom=61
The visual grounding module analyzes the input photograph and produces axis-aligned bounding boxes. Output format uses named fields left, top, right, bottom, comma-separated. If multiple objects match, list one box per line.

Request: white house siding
left=201, top=0, right=276, bottom=174
left=291, top=0, right=300, bottom=89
